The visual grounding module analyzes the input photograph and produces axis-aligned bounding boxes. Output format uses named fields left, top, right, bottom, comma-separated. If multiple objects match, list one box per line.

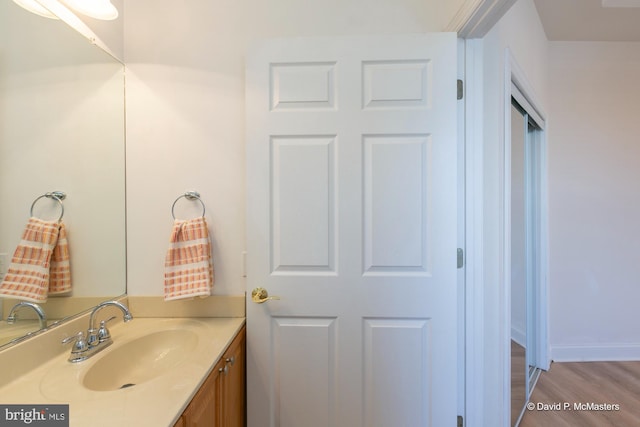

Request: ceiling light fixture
left=13, top=0, right=118, bottom=20
left=60, top=0, right=118, bottom=20
left=12, top=0, right=59, bottom=19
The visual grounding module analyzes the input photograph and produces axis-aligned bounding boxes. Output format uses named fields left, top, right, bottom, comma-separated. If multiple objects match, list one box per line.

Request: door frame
left=452, top=2, right=548, bottom=426
left=460, top=37, right=486, bottom=427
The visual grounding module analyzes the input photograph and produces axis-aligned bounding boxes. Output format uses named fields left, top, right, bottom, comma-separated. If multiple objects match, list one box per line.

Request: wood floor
left=511, top=341, right=526, bottom=426
left=519, top=360, right=640, bottom=427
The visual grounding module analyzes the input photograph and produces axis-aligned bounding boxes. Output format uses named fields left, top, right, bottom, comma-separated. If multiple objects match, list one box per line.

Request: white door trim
left=450, top=3, right=520, bottom=425
left=447, top=0, right=519, bottom=38
left=461, top=38, right=485, bottom=427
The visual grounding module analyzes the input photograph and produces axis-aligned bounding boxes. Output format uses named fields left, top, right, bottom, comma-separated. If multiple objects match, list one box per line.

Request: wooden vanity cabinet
left=220, top=326, right=246, bottom=427
left=175, top=325, right=246, bottom=427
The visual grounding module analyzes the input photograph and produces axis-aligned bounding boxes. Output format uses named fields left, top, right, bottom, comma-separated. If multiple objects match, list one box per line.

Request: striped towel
left=164, top=217, right=214, bottom=301
left=0, top=217, right=72, bottom=302
left=49, top=223, right=71, bottom=295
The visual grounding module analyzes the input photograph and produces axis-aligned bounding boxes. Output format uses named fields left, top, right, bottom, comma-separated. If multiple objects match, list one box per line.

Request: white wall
left=122, top=0, right=465, bottom=297
left=548, top=41, right=640, bottom=361
left=479, top=0, right=548, bottom=425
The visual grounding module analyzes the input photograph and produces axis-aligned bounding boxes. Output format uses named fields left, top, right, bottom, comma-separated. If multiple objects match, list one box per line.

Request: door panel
left=363, top=318, right=431, bottom=427
left=273, top=317, right=337, bottom=427
left=270, top=136, right=336, bottom=273
left=363, top=134, right=431, bottom=273
left=362, top=60, right=431, bottom=109
left=246, top=34, right=458, bottom=427
left=270, top=62, right=337, bottom=111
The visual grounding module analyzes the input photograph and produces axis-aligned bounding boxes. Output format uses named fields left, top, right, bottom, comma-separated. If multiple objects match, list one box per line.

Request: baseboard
left=551, top=343, right=640, bottom=362
left=511, top=326, right=526, bottom=348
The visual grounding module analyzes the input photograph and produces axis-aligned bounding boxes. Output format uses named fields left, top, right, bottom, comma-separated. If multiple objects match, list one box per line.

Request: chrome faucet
left=62, top=300, right=132, bottom=363
left=6, top=302, right=47, bottom=329
left=87, top=300, right=133, bottom=344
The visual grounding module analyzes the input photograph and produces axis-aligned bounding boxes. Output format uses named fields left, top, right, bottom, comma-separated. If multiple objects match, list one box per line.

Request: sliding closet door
left=510, top=91, right=544, bottom=427
left=510, top=102, right=528, bottom=427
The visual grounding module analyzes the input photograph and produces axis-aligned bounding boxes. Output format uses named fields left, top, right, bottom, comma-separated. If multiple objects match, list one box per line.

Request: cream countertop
left=0, top=317, right=245, bottom=427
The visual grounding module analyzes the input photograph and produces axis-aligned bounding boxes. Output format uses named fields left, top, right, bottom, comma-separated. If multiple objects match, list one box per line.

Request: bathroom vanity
left=0, top=299, right=246, bottom=427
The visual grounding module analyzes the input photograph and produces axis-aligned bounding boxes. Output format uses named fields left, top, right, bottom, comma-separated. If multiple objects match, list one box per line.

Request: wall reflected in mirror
left=0, top=0, right=126, bottom=348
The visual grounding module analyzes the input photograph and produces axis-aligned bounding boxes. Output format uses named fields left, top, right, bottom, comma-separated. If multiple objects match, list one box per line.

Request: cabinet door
left=221, top=327, right=246, bottom=427
left=179, top=325, right=246, bottom=427
left=182, top=359, right=224, bottom=427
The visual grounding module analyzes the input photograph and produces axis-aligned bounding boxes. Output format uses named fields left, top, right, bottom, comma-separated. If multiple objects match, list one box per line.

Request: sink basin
left=82, top=329, right=198, bottom=391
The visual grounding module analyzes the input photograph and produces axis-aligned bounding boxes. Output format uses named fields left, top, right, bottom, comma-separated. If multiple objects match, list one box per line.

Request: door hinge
left=457, top=248, right=464, bottom=269
left=457, top=415, right=464, bottom=427
left=457, top=79, right=464, bottom=100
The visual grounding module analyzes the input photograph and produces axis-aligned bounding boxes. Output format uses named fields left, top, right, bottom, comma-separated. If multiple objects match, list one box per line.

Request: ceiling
left=533, top=0, right=640, bottom=41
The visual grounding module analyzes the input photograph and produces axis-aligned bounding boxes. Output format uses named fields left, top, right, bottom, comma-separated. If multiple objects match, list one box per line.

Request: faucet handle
left=97, top=316, right=116, bottom=343
left=62, top=332, right=89, bottom=355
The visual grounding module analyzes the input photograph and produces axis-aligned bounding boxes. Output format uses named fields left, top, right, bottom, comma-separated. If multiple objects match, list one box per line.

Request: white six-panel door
left=246, top=34, right=458, bottom=427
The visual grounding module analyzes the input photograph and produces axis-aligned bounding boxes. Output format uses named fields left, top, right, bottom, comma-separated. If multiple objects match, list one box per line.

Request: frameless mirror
left=0, top=1, right=126, bottom=348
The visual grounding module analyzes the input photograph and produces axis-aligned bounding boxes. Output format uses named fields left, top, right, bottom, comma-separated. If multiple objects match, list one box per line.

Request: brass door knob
left=251, top=287, right=280, bottom=304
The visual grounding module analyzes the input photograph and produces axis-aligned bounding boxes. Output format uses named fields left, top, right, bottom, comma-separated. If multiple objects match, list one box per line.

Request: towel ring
left=171, top=191, right=206, bottom=220
left=30, top=191, right=66, bottom=222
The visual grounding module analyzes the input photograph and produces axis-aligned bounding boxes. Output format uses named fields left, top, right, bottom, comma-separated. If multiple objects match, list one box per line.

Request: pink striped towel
left=0, top=217, right=72, bottom=302
left=164, top=217, right=214, bottom=301
left=49, top=223, right=71, bottom=295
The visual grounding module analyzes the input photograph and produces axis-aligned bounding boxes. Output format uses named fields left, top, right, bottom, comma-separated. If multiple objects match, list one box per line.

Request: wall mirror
left=0, top=1, right=126, bottom=349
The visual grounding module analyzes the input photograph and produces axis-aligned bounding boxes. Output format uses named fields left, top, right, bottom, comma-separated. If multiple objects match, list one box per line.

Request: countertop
left=0, top=317, right=245, bottom=427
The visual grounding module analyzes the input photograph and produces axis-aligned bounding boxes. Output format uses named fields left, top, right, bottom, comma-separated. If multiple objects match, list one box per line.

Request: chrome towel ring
left=30, top=191, right=66, bottom=222
left=171, top=191, right=206, bottom=220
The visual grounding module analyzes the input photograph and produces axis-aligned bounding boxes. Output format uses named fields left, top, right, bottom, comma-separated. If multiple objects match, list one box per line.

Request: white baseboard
left=551, top=343, right=640, bottom=362
left=511, top=326, right=526, bottom=348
